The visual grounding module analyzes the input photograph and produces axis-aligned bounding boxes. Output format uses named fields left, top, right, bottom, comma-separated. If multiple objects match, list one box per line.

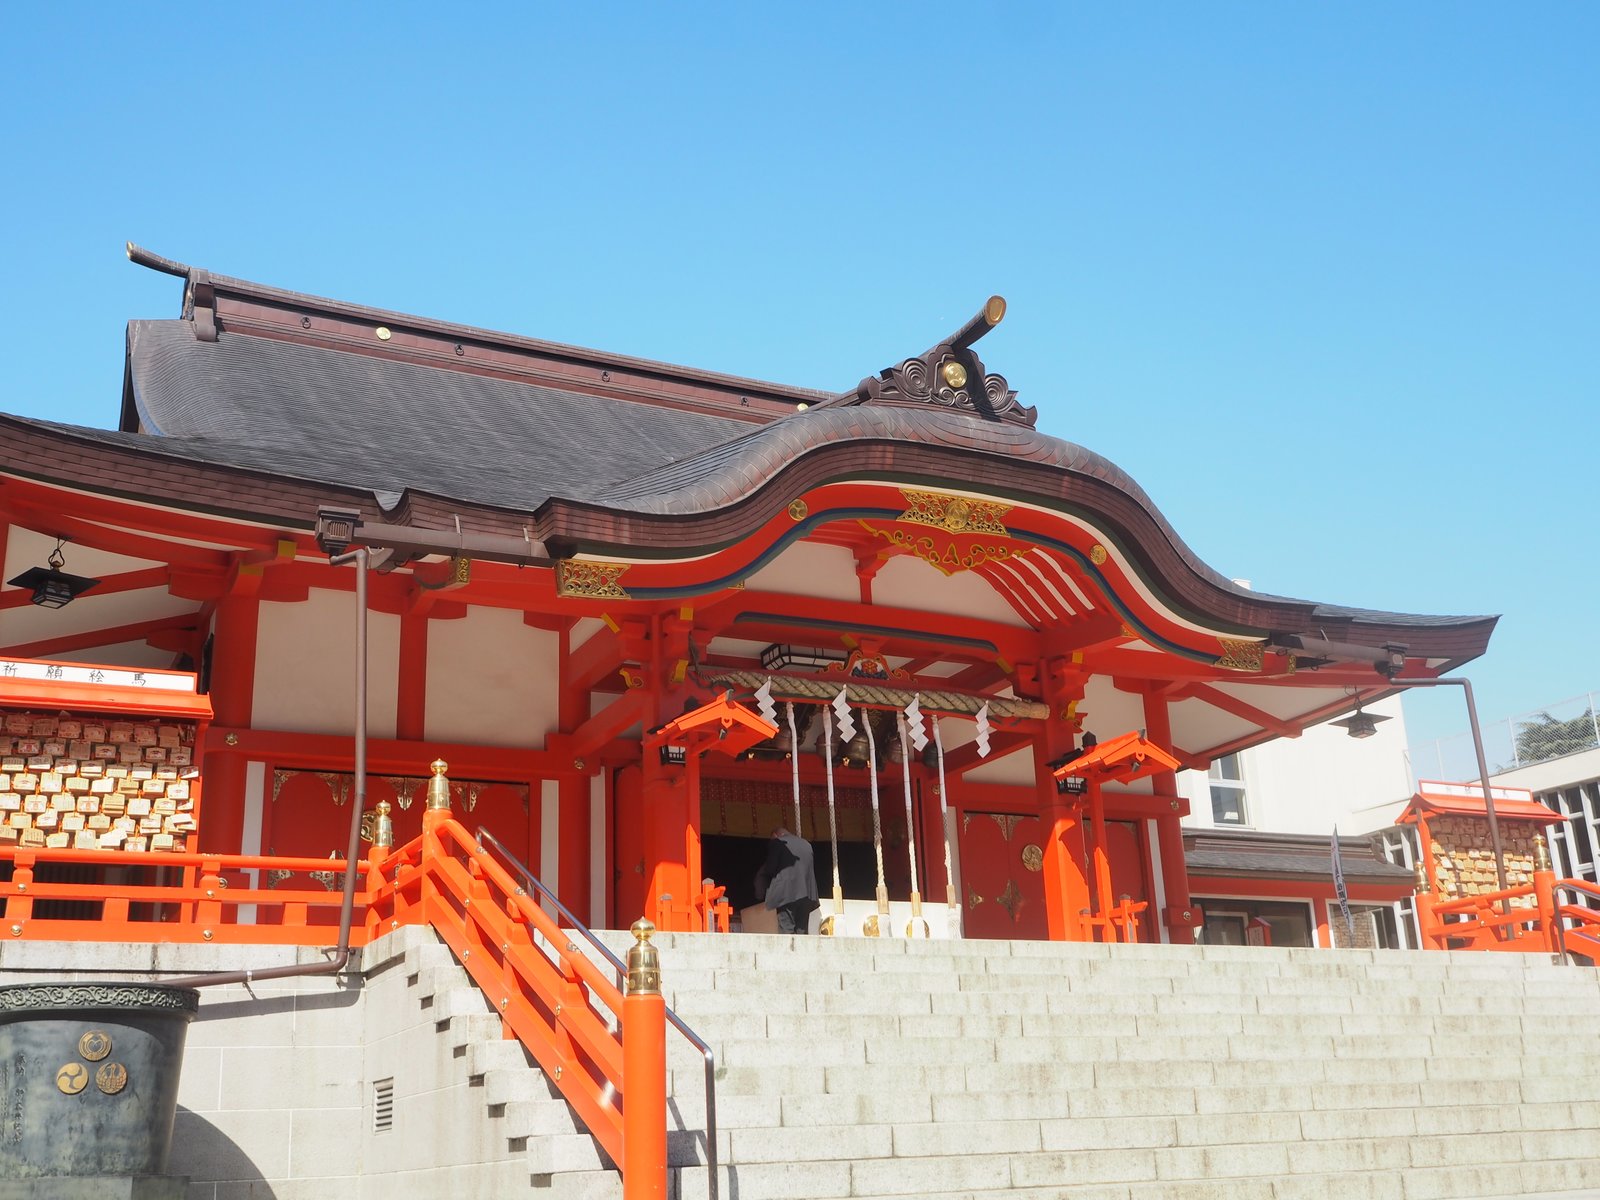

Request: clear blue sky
left=3, top=5, right=1595, bottom=752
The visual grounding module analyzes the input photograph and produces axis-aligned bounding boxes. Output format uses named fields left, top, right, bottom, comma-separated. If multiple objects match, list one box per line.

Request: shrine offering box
left=0, top=658, right=212, bottom=855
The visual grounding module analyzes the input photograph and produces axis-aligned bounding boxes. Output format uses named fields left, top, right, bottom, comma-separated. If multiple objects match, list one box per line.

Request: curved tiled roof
left=0, top=260, right=1499, bottom=668
left=124, top=319, right=757, bottom=513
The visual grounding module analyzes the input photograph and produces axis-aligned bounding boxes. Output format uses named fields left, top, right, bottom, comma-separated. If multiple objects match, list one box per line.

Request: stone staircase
left=389, top=929, right=1600, bottom=1200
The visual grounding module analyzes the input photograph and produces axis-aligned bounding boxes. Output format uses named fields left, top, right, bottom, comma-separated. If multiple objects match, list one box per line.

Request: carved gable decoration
left=821, top=296, right=1038, bottom=428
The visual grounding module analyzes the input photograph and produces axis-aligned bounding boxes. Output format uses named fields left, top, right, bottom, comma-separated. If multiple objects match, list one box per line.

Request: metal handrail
left=1552, top=880, right=1600, bottom=963
left=475, top=827, right=719, bottom=1200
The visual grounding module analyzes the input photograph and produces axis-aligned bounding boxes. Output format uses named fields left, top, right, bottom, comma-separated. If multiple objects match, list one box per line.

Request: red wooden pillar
left=1035, top=660, right=1090, bottom=941
left=200, top=592, right=258, bottom=855
left=641, top=749, right=692, bottom=931
left=395, top=612, right=428, bottom=742
left=556, top=625, right=593, bottom=923
left=1142, top=687, right=1196, bottom=944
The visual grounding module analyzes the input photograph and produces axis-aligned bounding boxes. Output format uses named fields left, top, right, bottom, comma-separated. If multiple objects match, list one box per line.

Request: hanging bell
left=769, top=725, right=794, bottom=758
left=844, top=731, right=871, bottom=769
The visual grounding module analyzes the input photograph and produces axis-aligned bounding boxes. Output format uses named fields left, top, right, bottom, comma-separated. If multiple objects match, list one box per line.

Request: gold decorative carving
left=819, top=915, right=836, bottom=936
left=1215, top=638, right=1265, bottom=673
left=864, top=524, right=1026, bottom=576
left=862, top=914, right=882, bottom=937
left=1021, top=844, right=1044, bottom=872
left=318, top=772, right=350, bottom=806
left=788, top=500, right=808, bottom=521
left=988, top=813, right=1025, bottom=840
left=1089, top=544, right=1108, bottom=565
left=56, top=1062, right=88, bottom=1094
left=905, top=918, right=931, bottom=938
left=898, top=489, right=1010, bottom=535
left=996, top=879, right=1025, bottom=924
left=966, top=888, right=984, bottom=910
left=78, top=1030, right=112, bottom=1061
left=556, top=560, right=631, bottom=600
left=95, top=1061, right=128, bottom=1095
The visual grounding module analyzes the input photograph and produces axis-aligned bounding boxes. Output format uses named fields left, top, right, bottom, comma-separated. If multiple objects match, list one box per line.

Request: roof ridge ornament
left=826, top=296, right=1037, bottom=428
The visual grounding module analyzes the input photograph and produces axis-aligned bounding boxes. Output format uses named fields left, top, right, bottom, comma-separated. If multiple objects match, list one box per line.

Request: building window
left=1208, top=753, right=1248, bottom=825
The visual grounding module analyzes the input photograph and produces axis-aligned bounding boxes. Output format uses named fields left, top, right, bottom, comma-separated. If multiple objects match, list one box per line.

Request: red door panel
left=958, top=810, right=1048, bottom=940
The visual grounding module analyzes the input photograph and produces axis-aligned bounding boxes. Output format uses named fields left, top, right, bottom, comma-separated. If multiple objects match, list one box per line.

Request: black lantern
left=1331, top=699, right=1389, bottom=740
left=1056, top=774, right=1088, bottom=796
left=7, top=540, right=99, bottom=609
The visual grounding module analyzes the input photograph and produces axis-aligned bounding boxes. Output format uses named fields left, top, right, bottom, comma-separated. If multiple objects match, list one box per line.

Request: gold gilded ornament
left=996, top=879, right=1025, bottom=924
left=988, top=813, right=1024, bottom=840
left=862, top=915, right=881, bottom=937
left=95, top=1062, right=128, bottom=1095
left=787, top=499, right=808, bottom=521
left=78, top=1030, right=112, bottom=1061
left=1215, top=638, right=1265, bottom=673
left=863, top=524, right=1025, bottom=576
left=1021, top=844, right=1044, bottom=872
left=1089, top=544, right=1108, bottom=565
left=556, top=560, right=630, bottom=600
left=56, top=1062, right=88, bottom=1094
left=940, top=360, right=968, bottom=389
left=897, top=489, right=1010, bottom=536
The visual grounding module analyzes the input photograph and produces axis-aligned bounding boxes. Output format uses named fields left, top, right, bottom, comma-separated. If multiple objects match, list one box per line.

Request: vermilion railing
left=0, top=807, right=666, bottom=1197
left=364, top=810, right=628, bottom=1166
left=0, top=847, right=366, bottom=943
left=1415, top=866, right=1600, bottom=959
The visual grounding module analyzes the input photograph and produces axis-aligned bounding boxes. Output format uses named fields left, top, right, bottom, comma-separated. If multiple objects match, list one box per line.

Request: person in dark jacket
left=754, top=827, right=819, bottom=934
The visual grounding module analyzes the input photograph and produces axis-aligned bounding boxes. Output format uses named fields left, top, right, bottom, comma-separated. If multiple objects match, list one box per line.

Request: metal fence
left=1407, top=691, right=1600, bottom=788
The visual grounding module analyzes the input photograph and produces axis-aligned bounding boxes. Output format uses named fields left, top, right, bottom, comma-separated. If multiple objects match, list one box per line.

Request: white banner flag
left=904, top=695, right=929, bottom=751
left=832, top=687, right=856, bottom=744
left=753, top=678, right=777, bottom=725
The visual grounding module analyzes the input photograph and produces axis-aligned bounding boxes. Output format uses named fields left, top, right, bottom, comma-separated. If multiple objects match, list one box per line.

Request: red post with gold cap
left=623, top=917, right=668, bottom=1199
left=1531, top=833, right=1561, bottom=958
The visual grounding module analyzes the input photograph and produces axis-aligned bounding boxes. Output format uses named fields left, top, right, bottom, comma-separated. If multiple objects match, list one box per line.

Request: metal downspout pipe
left=165, top=548, right=370, bottom=989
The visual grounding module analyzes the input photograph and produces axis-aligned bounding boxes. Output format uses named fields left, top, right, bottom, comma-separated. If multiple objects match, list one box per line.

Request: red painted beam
left=0, top=478, right=290, bottom=553
left=1183, top=682, right=1304, bottom=739
left=2, top=613, right=201, bottom=659
left=1, top=566, right=170, bottom=610
left=940, top=729, right=1033, bottom=776
left=5, top=504, right=233, bottom=572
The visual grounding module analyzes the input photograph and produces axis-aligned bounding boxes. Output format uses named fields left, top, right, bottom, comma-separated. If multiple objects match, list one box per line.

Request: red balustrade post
left=364, top=800, right=394, bottom=941
left=419, top=759, right=454, bottom=919
left=7, top=852, right=35, bottom=927
left=622, top=918, right=667, bottom=1200
left=1531, top=833, right=1561, bottom=959
left=1412, top=863, right=1441, bottom=951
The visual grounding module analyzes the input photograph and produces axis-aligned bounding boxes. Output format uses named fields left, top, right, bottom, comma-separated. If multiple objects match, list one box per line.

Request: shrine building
left=0, top=247, right=1500, bottom=945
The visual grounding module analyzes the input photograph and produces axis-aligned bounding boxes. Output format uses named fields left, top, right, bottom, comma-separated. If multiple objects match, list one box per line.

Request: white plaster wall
left=1178, top=695, right=1412, bottom=835
left=252, top=591, right=400, bottom=738
left=425, top=606, right=559, bottom=748
left=870, top=555, right=1027, bottom=626
left=964, top=745, right=1037, bottom=786
left=1083, top=677, right=1151, bottom=747
left=744, top=541, right=858, bottom=602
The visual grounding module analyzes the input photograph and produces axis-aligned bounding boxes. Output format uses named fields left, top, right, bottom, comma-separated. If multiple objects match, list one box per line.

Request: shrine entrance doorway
left=958, top=810, right=1050, bottom=940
